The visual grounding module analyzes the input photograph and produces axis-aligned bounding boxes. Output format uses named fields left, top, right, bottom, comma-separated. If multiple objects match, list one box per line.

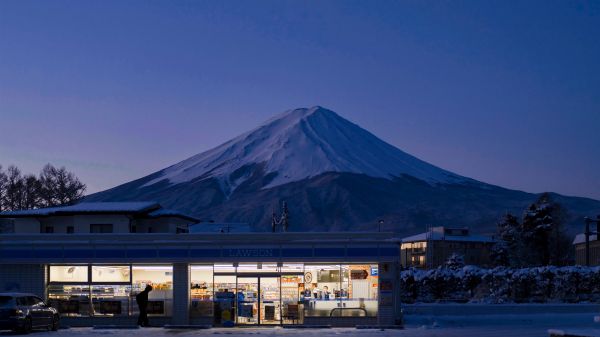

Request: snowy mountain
left=87, top=106, right=600, bottom=235
left=142, top=106, right=469, bottom=194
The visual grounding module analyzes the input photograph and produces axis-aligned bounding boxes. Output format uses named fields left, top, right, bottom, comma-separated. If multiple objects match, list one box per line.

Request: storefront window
left=281, top=274, right=303, bottom=324
left=49, top=265, right=88, bottom=282
left=91, top=285, right=130, bottom=316
left=47, top=284, right=90, bottom=317
left=92, top=266, right=130, bottom=283
left=213, top=275, right=236, bottom=324
left=132, top=265, right=173, bottom=316
left=302, top=264, right=342, bottom=317
left=191, top=265, right=213, bottom=317
left=340, top=264, right=378, bottom=317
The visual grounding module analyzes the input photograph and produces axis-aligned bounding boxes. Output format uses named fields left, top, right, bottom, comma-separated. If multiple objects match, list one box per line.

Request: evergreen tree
left=491, top=213, right=522, bottom=267
left=521, top=193, right=570, bottom=266
left=491, top=195, right=571, bottom=267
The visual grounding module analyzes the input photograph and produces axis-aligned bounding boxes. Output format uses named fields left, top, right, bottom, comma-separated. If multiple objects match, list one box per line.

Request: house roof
left=0, top=201, right=161, bottom=218
left=146, top=209, right=200, bottom=222
left=573, top=233, right=597, bottom=245
left=401, top=231, right=495, bottom=243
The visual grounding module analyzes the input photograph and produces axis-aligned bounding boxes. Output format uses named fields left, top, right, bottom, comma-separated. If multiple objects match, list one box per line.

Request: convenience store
left=0, top=232, right=402, bottom=327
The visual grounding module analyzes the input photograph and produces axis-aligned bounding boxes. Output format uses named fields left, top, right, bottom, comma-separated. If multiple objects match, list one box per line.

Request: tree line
left=0, top=164, right=86, bottom=212
left=490, top=193, right=573, bottom=267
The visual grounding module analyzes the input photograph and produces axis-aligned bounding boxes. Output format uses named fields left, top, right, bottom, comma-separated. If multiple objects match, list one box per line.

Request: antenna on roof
left=271, top=201, right=289, bottom=233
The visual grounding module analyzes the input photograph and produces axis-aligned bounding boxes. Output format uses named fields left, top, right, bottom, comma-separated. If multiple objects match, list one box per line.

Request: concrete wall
left=12, top=215, right=191, bottom=234
left=13, top=218, right=41, bottom=233
left=134, top=217, right=190, bottom=233
left=14, top=215, right=131, bottom=233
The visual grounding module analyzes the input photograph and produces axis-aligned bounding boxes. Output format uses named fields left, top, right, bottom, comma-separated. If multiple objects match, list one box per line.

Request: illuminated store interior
left=47, top=262, right=379, bottom=325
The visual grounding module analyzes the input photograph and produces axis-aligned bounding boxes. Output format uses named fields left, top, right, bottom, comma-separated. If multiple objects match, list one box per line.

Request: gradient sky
left=1, top=0, right=599, bottom=199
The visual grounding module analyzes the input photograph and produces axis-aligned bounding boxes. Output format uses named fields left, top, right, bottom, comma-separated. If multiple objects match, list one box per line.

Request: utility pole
left=584, top=216, right=600, bottom=266
left=378, top=219, right=384, bottom=232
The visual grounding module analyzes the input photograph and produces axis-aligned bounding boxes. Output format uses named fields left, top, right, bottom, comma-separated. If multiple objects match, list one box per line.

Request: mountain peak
left=265, top=106, right=338, bottom=128
left=141, top=107, right=469, bottom=194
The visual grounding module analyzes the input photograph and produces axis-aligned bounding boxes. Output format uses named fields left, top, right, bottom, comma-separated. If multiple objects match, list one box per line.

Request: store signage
left=370, top=266, right=378, bottom=276
left=351, top=269, right=368, bottom=279
left=226, top=248, right=274, bottom=257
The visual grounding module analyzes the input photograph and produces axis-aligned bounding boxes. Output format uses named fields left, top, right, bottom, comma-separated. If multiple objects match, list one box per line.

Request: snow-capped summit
left=142, top=106, right=468, bottom=194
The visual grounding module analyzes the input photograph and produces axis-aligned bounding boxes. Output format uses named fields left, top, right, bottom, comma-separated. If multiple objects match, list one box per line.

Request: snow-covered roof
left=147, top=209, right=200, bottom=222
left=401, top=230, right=495, bottom=243
left=0, top=201, right=160, bottom=217
left=573, top=233, right=597, bottom=245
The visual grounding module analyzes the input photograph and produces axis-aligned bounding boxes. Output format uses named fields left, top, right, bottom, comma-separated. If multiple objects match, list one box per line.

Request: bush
left=399, top=265, right=600, bottom=303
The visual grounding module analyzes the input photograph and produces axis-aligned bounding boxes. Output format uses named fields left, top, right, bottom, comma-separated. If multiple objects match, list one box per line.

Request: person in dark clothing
left=136, top=284, right=153, bottom=327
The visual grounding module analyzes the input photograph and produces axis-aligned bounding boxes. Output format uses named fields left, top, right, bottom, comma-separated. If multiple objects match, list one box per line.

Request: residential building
left=0, top=202, right=199, bottom=234
left=400, top=226, right=495, bottom=269
left=573, top=233, right=600, bottom=266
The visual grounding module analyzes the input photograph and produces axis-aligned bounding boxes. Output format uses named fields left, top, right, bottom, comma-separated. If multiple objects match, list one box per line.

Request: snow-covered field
left=4, top=313, right=599, bottom=337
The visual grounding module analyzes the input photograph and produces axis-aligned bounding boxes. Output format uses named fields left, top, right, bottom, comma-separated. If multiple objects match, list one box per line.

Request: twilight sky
left=0, top=0, right=599, bottom=199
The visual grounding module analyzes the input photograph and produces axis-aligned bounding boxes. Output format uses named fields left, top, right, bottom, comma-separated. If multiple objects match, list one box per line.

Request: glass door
left=281, top=274, right=303, bottom=324
left=259, top=277, right=281, bottom=325
left=236, top=277, right=259, bottom=325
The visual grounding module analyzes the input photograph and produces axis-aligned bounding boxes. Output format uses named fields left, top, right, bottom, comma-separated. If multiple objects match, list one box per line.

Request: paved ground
left=0, top=313, right=598, bottom=337
left=0, top=327, right=584, bottom=337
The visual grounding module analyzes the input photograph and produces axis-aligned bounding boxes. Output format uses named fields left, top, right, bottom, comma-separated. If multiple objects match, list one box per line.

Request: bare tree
left=0, top=164, right=86, bottom=211
left=3, top=166, right=24, bottom=211
left=0, top=166, right=7, bottom=212
left=38, top=164, right=86, bottom=207
left=22, top=174, right=41, bottom=210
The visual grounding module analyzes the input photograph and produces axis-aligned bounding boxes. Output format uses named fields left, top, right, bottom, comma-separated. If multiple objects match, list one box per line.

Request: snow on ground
left=4, top=313, right=599, bottom=337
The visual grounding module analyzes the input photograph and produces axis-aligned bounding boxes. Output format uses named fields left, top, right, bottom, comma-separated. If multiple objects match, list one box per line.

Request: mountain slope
left=141, top=106, right=470, bottom=195
left=87, top=106, right=600, bottom=235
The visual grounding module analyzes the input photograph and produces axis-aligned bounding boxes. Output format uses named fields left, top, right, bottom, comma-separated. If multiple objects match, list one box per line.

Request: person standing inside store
left=136, top=284, right=153, bottom=327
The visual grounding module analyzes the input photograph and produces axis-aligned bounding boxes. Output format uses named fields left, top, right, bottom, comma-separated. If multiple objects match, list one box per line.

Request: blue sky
left=0, top=0, right=599, bottom=199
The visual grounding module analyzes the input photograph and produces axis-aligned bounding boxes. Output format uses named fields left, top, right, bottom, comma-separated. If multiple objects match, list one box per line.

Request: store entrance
left=236, top=276, right=281, bottom=325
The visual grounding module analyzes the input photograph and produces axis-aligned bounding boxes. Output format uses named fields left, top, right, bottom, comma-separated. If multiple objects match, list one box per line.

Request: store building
left=400, top=226, right=495, bottom=269
left=0, top=203, right=402, bottom=327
